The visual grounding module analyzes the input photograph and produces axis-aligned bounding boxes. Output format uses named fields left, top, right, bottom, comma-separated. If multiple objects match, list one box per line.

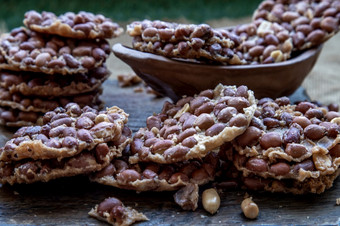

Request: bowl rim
left=113, top=43, right=323, bottom=69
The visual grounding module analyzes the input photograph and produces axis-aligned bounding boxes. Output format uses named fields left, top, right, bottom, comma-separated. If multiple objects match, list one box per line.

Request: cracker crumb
left=117, top=74, right=142, bottom=87
left=133, top=87, right=144, bottom=93
left=146, top=86, right=162, bottom=97
left=336, top=198, right=340, bottom=205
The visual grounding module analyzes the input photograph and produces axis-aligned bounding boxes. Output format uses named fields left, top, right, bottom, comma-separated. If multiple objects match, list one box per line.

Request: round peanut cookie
left=0, top=27, right=110, bottom=75
left=128, top=84, right=256, bottom=164
left=89, top=197, right=148, bottom=226
left=0, top=139, right=130, bottom=185
left=253, top=0, right=340, bottom=50
left=0, top=87, right=103, bottom=113
left=232, top=97, right=340, bottom=181
left=24, top=10, right=124, bottom=39
left=128, top=20, right=242, bottom=65
left=0, top=65, right=110, bottom=97
left=0, top=103, right=128, bottom=161
left=91, top=150, right=221, bottom=192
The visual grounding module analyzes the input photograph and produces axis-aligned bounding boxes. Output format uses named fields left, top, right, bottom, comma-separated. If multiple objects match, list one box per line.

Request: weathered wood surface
left=0, top=80, right=339, bottom=225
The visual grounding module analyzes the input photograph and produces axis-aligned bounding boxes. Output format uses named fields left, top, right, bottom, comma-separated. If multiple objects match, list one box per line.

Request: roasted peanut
left=35, top=52, right=51, bottom=67
left=217, top=107, right=237, bottom=123
left=202, top=188, right=220, bottom=214
left=283, top=124, right=302, bottom=144
left=269, top=162, right=290, bottom=176
left=182, top=136, right=198, bottom=148
left=227, top=97, right=250, bottom=112
left=117, top=169, right=141, bottom=183
left=293, top=159, right=315, bottom=173
left=151, top=140, right=173, bottom=153
left=246, top=158, right=268, bottom=172
left=146, top=115, right=162, bottom=130
left=229, top=114, right=248, bottom=127
left=177, top=128, right=196, bottom=143
left=325, top=111, right=340, bottom=121
left=292, top=116, right=311, bottom=128
left=236, top=126, right=262, bottom=147
left=305, top=108, right=324, bottom=119
left=304, top=124, right=326, bottom=140
left=195, top=113, right=214, bottom=130
left=97, top=197, right=123, bottom=217
left=285, top=143, right=308, bottom=158
left=241, top=197, right=259, bottom=219
left=263, top=118, right=280, bottom=129
left=164, top=146, right=189, bottom=161
left=205, top=123, right=225, bottom=137
left=295, top=102, right=315, bottom=114
left=259, top=132, right=282, bottom=149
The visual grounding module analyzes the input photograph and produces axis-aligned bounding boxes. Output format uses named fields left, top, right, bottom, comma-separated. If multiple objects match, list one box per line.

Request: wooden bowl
left=112, top=43, right=322, bottom=101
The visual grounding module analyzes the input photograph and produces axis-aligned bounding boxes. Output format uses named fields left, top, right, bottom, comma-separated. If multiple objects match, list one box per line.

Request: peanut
left=202, top=188, right=220, bottom=214
left=241, top=197, right=259, bottom=219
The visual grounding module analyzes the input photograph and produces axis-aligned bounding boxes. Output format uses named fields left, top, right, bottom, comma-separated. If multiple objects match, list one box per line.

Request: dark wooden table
left=0, top=80, right=339, bottom=225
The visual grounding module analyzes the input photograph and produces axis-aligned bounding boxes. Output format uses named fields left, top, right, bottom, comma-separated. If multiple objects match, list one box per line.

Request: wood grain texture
left=0, top=80, right=338, bottom=225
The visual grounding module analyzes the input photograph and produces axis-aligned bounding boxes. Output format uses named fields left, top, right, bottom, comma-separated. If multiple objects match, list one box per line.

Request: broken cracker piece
left=89, top=197, right=148, bottom=226
left=129, top=84, right=256, bottom=164
left=174, top=183, right=199, bottom=211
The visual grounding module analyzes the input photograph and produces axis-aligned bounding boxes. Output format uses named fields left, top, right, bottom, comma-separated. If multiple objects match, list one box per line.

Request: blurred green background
left=0, top=0, right=261, bottom=30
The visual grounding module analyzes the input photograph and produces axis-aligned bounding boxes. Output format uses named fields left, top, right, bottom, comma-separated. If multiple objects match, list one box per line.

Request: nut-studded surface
left=0, top=98, right=105, bottom=127
left=128, top=20, right=244, bottom=65
left=128, top=19, right=294, bottom=65
left=0, top=140, right=129, bottom=185
left=128, top=84, right=256, bottom=164
left=0, top=87, right=103, bottom=113
left=226, top=19, right=293, bottom=64
left=24, top=10, right=124, bottom=39
left=128, top=20, right=225, bottom=45
left=0, top=106, right=43, bottom=127
left=91, top=150, right=221, bottom=192
left=0, top=28, right=110, bottom=75
left=253, top=0, right=340, bottom=50
left=88, top=197, right=148, bottom=226
left=0, top=65, right=110, bottom=97
left=0, top=103, right=128, bottom=161
left=240, top=169, right=340, bottom=194
left=232, top=97, right=340, bottom=181
left=217, top=143, right=340, bottom=194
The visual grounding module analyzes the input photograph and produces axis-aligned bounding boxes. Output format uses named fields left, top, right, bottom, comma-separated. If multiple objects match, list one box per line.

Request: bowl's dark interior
left=113, top=43, right=322, bottom=101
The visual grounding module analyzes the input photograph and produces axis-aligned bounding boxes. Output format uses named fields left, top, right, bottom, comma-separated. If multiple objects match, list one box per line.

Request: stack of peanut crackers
left=0, top=10, right=123, bottom=127
left=0, top=102, right=130, bottom=184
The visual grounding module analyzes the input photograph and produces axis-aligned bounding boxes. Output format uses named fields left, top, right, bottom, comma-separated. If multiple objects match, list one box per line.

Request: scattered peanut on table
left=241, top=197, right=259, bottom=219
left=202, top=188, right=220, bottom=214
